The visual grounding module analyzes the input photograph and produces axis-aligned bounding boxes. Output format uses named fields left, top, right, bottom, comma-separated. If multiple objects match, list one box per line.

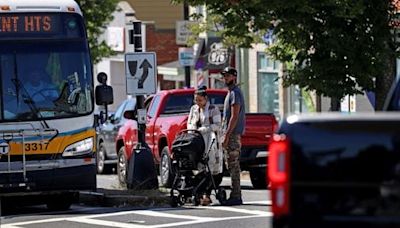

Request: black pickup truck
left=269, top=81, right=400, bottom=228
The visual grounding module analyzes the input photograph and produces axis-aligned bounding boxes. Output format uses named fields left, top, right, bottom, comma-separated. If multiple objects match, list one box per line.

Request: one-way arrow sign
left=125, top=52, right=157, bottom=95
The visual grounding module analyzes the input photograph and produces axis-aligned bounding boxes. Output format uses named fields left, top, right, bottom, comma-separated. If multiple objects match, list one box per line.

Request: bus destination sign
left=0, top=14, right=58, bottom=34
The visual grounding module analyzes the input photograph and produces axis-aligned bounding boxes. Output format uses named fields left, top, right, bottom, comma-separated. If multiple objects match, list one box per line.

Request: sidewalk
left=79, top=172, right=251, bottom=208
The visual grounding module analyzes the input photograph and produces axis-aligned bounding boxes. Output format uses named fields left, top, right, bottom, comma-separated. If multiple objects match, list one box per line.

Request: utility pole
left=183, top=2, right=191, bottom=88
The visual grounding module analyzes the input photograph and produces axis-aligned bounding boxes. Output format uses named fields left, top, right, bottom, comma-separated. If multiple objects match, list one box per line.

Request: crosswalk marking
left=133, top=210, right=211, bottom=220
left=67, top=217, right=147, bottom=228
left=202, top=206, right=272, bottom=216
left=244, top=200, right=272, bottom=205
left=2, top=203, right=272, bottom=228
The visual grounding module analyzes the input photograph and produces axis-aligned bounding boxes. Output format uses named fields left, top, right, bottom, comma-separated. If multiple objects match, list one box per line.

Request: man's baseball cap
left=220, top=66, right=237, bottom=77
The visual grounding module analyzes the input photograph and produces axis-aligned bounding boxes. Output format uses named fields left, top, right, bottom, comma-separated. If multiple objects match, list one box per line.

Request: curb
left=79, top=189, right=170, bottom=208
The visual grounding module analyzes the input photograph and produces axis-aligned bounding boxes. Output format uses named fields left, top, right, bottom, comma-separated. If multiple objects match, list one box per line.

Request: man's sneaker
left=222, top=197, right=242, bottom=206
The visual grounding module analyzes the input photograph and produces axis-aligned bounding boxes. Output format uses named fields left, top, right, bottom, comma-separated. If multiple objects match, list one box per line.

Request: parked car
left=96, top=98, right=136, bottom=174
left=116, top=88, right=278, bottom=188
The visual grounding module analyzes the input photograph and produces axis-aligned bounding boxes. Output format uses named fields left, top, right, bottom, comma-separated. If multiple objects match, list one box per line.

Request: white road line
left=2, top=225, right=23, bottom=228
left=81, top=209, right=157, bottom=219
left=190, top=205, right=272, bottom=216
left=2, top=205, right=272, bottom=228
left=133, top=210, right=211, bottom=220
left=152, top=214, right=266, bottom=228
left=243, top=200, right=272, bottom=205
left=1, top=218, right=67, bottom=227
left=67, top=217, right=147, bottom=228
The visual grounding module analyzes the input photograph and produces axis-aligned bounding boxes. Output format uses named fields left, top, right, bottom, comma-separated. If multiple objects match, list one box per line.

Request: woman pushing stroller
left=186, top=86, right=224, bottom=205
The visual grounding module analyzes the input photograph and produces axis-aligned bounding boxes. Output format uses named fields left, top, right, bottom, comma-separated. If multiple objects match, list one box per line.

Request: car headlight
left=62, top=137, right=94, bottom=157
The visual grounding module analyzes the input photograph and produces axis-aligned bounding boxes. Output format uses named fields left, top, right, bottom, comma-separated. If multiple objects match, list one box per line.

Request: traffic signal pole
left=126, top=21, right=158, bottom=190
left=183, top=3, right=191, bottom=88
left=132, top=21, right=146, bottom=145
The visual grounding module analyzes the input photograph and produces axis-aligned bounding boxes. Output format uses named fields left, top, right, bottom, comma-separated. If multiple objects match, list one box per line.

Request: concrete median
left=79, top=188, right=170, bottom=208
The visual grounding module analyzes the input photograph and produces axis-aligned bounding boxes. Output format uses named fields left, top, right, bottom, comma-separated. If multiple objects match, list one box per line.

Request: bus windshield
left=0, top=13, right=93, bottom=121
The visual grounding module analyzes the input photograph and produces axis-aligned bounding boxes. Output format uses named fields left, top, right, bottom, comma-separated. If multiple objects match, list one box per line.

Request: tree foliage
left=76, top=0, right=119, bottom=64
left=174, top=0, right=399, bottom=109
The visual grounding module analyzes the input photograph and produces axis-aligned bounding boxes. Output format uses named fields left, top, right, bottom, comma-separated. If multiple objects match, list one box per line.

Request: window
left=113, top=100, right=127, bottom=122
left=0, top=41, right=93, bottom=121
left=124, top=98, right=136, bottom=112
left=162, top=94, right=194, bottom=114
left=161, top=93, right=226, bottom=115
left=258, top=52, right=278, bottom=71
left=148, top=95, right=160, bottom=118
left=257, top=52, right=280, bottom=118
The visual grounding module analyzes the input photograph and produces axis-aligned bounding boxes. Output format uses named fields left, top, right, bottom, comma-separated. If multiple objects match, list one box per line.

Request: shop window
left=258, top=53, right=278, bottom=71
left=258, top=72, right=279, bottom=116
left=257, top=52, right=280, bottom=118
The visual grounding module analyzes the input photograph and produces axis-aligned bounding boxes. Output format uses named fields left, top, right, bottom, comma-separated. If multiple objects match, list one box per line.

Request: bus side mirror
left=95, top=72, right=114, bottom=106
left=95, top=72, right=114, bottom=121
left=95, top=85, right=113, bottom=105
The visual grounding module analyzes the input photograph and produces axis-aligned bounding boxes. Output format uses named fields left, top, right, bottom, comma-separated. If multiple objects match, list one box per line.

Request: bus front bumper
left=0, top=158, right=96, bottom=194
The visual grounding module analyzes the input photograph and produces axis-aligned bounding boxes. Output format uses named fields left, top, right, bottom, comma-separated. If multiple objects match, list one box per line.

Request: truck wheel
left=250, top=168, right=269, bottom=189
left=160, top=146, right=174, bottom=187
left=117, top=146, right=127, bottom=188
left=96, top=142, right=111, bottom=174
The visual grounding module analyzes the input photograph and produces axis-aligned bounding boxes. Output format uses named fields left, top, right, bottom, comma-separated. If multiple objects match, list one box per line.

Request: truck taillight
left=268, top=134, right=290, bottom=217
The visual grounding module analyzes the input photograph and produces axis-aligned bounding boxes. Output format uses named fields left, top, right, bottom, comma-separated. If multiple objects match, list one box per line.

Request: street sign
left=176, top=20, right=196, bottom=45
left=178, top=47, right=194, bottom=66
left=125, top=52, right=157, bottom=95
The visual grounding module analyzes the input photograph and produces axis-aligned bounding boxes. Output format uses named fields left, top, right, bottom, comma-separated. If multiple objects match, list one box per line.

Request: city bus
left=0, top=0, right=112, bottom=210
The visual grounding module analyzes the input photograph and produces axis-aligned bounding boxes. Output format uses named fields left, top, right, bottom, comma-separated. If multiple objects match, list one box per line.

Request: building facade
left=95, top=1, right=185, bottom=112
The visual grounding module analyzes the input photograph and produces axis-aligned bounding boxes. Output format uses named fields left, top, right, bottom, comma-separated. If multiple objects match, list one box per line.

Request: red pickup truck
left=116, top=88, right=277, bottom=188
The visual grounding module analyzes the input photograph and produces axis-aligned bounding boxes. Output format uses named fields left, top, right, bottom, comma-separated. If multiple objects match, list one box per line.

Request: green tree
left=175, top=0, right=399, bottom=110
left=76, top=0, right=119, bottom=64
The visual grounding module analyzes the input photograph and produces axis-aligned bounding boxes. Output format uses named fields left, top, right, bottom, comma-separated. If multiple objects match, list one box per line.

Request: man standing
left=220, top=66, right=246, bottom=206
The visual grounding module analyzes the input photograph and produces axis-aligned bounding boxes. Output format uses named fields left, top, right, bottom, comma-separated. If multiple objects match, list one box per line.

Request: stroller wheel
left=179, top=194, right=187, bottom=205
left=170, top=189, right=182, bottom=207
left=216, top=187, right=227, bottom=204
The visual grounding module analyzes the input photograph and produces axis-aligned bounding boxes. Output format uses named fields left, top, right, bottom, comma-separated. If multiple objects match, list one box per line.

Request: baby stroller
left=170, top=129, right=226, bottom=207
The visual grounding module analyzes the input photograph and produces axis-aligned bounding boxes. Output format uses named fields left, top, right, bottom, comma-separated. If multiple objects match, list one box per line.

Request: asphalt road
left=0, top=174, right=273, bottom=228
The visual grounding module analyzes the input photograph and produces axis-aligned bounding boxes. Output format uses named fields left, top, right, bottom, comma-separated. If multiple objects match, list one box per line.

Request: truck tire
left=160, top=146, right=175, bottom=187
left=250, top=168, right=269, bottom=189
left=117, top=146, right=127, bottom=188
left=96, top=142, right=111, bottom=174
